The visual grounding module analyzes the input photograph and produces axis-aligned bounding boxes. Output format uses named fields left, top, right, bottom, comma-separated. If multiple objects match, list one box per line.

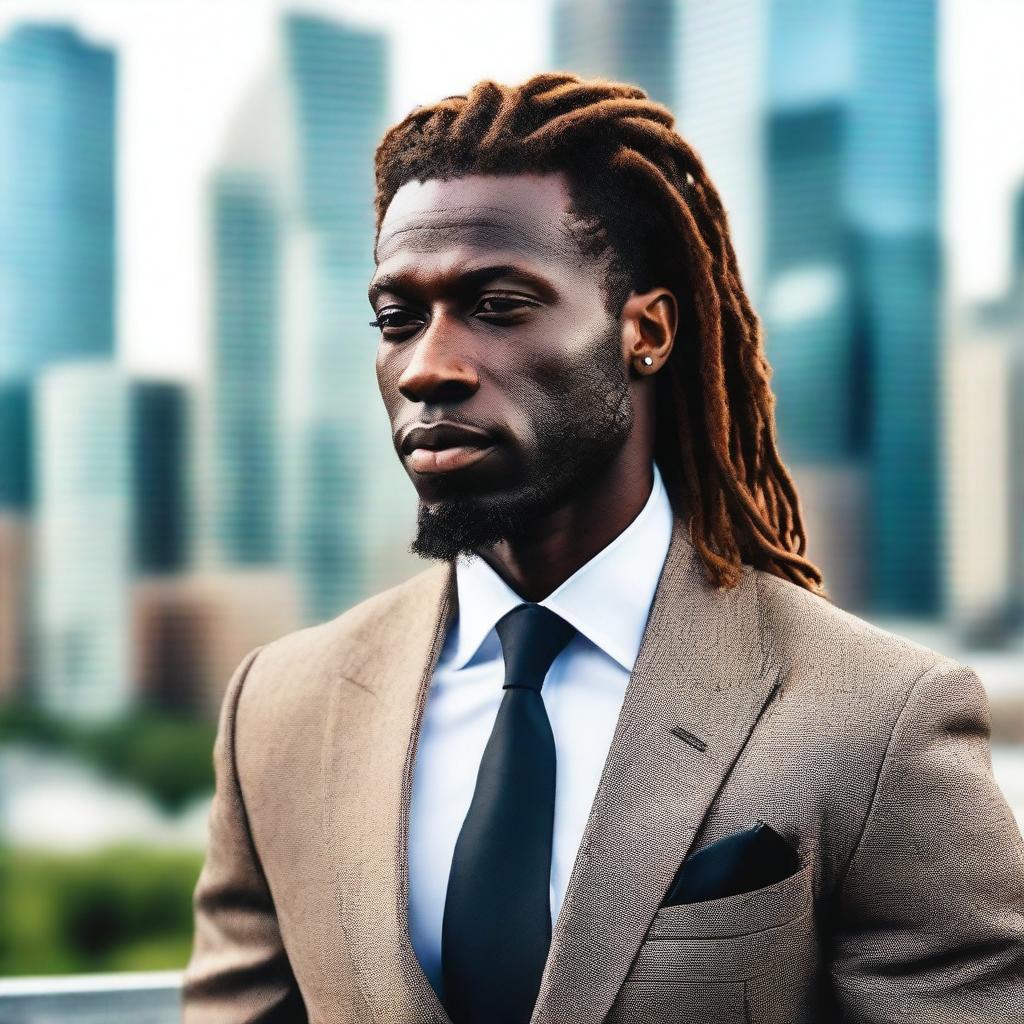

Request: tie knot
left=494, top=602, right=576, bottom=692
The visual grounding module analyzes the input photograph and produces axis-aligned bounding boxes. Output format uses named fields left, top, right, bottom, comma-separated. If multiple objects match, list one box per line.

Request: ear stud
left=641, top=355, right=654, bottom=366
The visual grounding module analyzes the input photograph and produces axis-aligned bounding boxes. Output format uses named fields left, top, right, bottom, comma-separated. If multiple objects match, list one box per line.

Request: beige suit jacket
left=182, top=515, right=1024, bottom=1023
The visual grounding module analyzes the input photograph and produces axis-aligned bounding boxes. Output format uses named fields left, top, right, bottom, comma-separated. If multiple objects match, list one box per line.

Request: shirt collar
left=445, top=461, right=675, bottom=673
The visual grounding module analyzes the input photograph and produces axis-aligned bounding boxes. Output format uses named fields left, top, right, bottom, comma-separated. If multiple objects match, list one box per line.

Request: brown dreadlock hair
left=372, top=71, right=826, bottom=598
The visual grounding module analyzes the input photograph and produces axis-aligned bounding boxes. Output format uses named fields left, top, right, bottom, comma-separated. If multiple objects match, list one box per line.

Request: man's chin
left=408, top=492, right=539, bottom=562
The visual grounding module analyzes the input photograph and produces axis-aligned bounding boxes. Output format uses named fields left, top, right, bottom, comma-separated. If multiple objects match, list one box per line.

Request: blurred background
left=0, top=0, right=1022, bottom=1015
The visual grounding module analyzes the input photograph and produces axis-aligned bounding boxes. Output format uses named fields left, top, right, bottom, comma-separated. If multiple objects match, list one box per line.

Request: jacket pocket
left=605, top=861, right=817, bottom=1024
left=649, top=858, right=813, bottom=941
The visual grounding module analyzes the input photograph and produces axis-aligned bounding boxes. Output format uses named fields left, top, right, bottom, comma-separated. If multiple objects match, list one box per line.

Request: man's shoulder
left=752, top=566, right=961, bottom=699
left=749, top=569, right=989, bottom=792
left=234, top=560, right=449, bottom=715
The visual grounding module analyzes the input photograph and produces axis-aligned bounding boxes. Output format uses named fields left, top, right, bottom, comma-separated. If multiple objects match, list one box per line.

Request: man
left=183, top=73, right=1024, bottom=1023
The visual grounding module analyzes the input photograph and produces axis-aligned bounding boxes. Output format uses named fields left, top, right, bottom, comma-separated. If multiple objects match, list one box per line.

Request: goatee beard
left=409, top=491, right=545, bottom=560
left=408, top=320, right=633, bottom=562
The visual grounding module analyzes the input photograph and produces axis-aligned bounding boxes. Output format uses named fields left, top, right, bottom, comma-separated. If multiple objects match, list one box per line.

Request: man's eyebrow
left=368, top=264, right=557, bottom=304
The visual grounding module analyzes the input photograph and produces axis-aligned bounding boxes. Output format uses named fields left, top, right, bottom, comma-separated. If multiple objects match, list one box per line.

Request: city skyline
left=0, top=0, right=1020, bottom=381
left=0, top=1, right=1023, bottom=722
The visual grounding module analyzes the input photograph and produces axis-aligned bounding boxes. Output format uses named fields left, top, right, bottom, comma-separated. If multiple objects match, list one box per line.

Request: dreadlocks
left=372, top=72, right=826, bottom=598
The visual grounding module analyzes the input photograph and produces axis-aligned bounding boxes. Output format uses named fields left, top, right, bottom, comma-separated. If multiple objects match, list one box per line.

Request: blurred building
left=0, top=513, right=31, bottom=700
left=946, top=180, right=1024, bottom=643
left=0, top=24, right=116, bottom=710
left=133, top=380, right=189, bottom=573
left=1013, top=183, right=1024, bottom=298
left=0, top=381, right=33, bottom=510
left=788, top=462, right=869, bottom=612
left=35, top=363, right=131, bottom=720
left=209, top=171, right=282, bottom=566
left=0, top=23, right=116, bottom=376
left=34, top=363, right=188, bottom=721
left=280, top=13, right=399, bottom=623
left=673, top=0, right=767, bottom=299
left=762, top=0, right=942, bottom=615
left=551, top=0, right=676, bottom=109
left=946, top=329, right=1020, bottom=643
left=205, top=12, right=418, bottom=627
left=554, top=2, right=943, bottom=615
left=134, top=569, right=300, bottom=718
left=0, top=25, right=116, bottom=513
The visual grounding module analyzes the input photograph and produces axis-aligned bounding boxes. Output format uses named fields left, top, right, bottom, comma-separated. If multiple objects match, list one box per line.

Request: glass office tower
left=210, top=172, right=282, bottom=566
left=764, top=0, right=942, bottom=614
left=551, top=0, right=676, bottom=109
left=0, top=24, right=116, bottom=510
left=210, top=14, right=416, bottom=625
left=35, top=363, right=188, bottom=721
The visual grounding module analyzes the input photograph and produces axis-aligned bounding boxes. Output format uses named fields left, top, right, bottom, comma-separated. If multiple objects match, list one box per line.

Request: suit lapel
left=530, top=515, right=781, bottom=1024
left=325, top=514, right=780, bottom=1024
left=323, top=559, right=457, bottom=1023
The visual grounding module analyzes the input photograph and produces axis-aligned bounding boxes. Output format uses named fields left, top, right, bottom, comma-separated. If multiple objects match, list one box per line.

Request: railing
left=0, top=970, right=182, bottom=1023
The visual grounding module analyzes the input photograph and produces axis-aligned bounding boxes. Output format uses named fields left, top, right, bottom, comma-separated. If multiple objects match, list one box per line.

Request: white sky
left=0, top=0, right=1021, bottom=378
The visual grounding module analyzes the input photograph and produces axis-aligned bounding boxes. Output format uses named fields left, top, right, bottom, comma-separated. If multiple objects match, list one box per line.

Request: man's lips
left=400, top=420, right=497, bottom=475
left=408, top=444, right=496, bottom=474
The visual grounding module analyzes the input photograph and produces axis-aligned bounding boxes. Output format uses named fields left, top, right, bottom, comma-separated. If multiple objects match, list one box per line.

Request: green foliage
left=0, top=703, right=216, bottom=812
left=0, top=702, right=70, bottom=747
left=0, top=845, right=204, bottom=976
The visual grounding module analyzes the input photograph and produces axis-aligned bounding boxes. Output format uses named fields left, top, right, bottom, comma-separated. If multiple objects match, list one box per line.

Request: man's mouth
left=408, top=444, right=496, bottom=474
left=400, top=420, right=498, bottom=475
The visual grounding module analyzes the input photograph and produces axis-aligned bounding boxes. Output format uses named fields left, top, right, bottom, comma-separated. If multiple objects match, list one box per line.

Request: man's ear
left=621, top=287, right=677, bottom=374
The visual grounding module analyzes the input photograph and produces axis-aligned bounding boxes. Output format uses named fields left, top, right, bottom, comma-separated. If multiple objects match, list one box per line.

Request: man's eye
left=369, top=297, right=537, bottom=335
left=369, top=310, right=420, bottom=332
left=475, top=296, right=536, bottom=317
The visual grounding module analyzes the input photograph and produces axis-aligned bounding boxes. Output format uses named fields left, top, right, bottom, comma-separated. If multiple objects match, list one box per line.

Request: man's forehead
left=374, top=207, right=579, bottom=265
left=374, top=174, right=583, bottom=266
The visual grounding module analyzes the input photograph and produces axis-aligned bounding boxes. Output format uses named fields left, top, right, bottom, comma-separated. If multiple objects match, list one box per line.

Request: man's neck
left=473, top=460, right=655, bottom=602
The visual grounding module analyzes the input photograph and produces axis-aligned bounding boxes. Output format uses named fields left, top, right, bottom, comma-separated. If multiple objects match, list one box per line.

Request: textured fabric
left=409, top=460, right=674, bottom=992
left=182, top=513, right=1024, bottom=1023
left=442, top=604, right=576, bottom=1023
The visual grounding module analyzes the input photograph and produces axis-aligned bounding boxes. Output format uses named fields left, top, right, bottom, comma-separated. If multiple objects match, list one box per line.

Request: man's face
left=370, top=171, right=635, bottom=560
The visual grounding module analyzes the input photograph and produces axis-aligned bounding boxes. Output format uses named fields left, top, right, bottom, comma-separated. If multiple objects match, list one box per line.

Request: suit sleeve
left=830, top=656, right=1024, bottom=1022
left=181, top=646, right=307, bottom=1022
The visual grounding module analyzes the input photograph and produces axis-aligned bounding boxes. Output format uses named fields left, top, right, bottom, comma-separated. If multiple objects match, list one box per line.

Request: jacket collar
left=446, top=460, right=675, bottom=673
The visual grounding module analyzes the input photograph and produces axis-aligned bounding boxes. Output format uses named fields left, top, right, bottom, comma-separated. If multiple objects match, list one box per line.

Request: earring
left=641, top=355, right=654, bottom=366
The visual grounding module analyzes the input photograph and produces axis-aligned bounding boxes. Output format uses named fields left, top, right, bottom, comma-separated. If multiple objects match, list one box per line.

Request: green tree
left=0, top=844, right=204, bottom=976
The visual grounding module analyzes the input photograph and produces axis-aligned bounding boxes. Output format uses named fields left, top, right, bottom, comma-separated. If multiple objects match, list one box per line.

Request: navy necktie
left=441, top=602, right=576, bottom=1024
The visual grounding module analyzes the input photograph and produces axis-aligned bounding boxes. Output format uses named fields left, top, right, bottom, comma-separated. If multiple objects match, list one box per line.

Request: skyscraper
left=132, top=380, right=189, bottom=574
left=946, top=179, right=1024, bottom=641
left=673, top=0, right=767, bottom=302
left=551, top=0, right=676, bottom=109
left=35, top=362, right=132, bottom=720
left=0, top=23, right=117, bottom=708
left=0, top=24, right=116, bottom=510
left=208, top=14, right=417, bottom=625
left=279, top=13, right=397, bottom=622
left=0, top=381, right=32, bottom=509
left=763, top=0, right=942, bottom=614
left=0, top=24, right=115, bottom=377
left=35, top=363, right=188, bottom=721
left=209, top=171, right=282, bottom=565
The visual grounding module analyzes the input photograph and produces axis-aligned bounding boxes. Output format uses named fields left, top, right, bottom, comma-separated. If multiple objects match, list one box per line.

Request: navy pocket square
left=662, top=820, right=801, bottom=906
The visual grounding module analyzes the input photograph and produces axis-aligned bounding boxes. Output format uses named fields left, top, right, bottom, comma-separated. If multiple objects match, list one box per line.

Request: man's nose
left=396, top=314, right=479, bottom=403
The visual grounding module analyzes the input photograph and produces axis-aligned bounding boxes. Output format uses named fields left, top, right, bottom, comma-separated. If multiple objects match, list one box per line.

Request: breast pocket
left=605, top=860, right=816, bottom=1024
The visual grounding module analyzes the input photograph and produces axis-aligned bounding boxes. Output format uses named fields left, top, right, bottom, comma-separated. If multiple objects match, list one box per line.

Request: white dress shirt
left=407, top=460, right=675, bottom=997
